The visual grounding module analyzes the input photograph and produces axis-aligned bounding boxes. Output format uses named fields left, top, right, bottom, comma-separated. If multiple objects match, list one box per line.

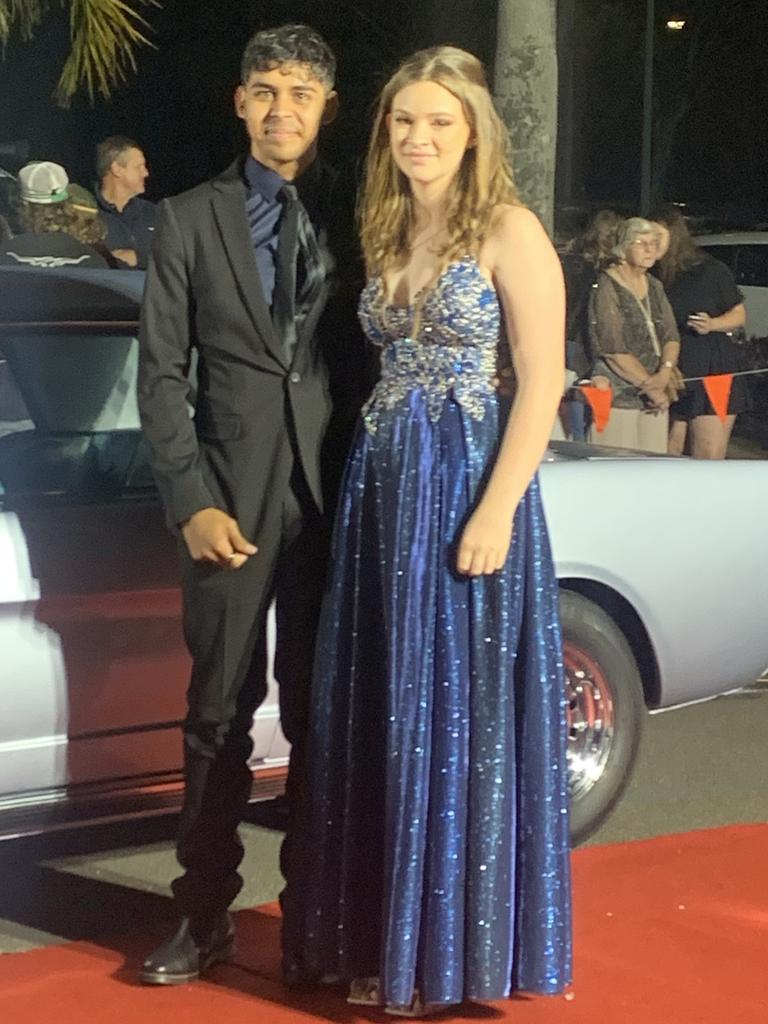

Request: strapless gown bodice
left=358, top=256, right=506, bottom=431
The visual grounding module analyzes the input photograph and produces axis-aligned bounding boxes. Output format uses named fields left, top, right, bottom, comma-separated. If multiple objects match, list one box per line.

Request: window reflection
left=0, top=267, right=153, bottom=502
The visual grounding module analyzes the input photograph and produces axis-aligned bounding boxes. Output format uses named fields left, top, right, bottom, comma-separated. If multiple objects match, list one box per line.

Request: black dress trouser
left=171, top=464, right=326, bottom=922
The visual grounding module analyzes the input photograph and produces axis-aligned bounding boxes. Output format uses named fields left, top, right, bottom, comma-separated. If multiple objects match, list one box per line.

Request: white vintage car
left=1, top=268, right=767, bottom=844
left=695, top=231, right=768, bottom=339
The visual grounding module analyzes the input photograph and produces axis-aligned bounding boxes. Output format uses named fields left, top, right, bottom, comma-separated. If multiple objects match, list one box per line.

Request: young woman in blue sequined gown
left=282, top=46, right=572, bottom=1016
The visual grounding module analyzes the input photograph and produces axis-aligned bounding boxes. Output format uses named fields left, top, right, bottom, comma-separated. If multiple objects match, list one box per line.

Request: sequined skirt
left=283, top=387, right=572, bottom=1007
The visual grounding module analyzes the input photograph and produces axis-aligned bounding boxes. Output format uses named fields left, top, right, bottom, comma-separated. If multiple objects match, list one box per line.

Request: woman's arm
left=456, top=205, right=564, bottom=576
left=599, top=353, right=668, bottom=411
left=688, top=302, right=746, bottom=335
left=586, top=277, right=666, bottom=407
left=639, top=285, right=680, bottom=402
left=588, top=273, right=658, bottom=388
left=602, top=352, right=656, bottom=387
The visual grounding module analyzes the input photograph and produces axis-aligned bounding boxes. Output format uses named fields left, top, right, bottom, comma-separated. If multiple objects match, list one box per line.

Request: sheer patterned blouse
left=588, top=272, right=679, bottom=409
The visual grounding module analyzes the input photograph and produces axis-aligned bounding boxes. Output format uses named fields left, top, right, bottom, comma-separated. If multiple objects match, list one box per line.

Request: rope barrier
left=679, top=366, right=768, bottom=384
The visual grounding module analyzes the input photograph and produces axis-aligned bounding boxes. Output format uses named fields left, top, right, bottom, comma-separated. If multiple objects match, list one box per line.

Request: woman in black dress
left=651, top=206, right=747, bottom=459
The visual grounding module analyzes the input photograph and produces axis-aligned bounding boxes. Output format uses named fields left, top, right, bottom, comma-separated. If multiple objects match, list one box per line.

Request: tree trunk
left=493, top=0, right=559, bottom=233
left=650, top=93, right=690, bottom=208
left=555, top=0, right=577, bottom=210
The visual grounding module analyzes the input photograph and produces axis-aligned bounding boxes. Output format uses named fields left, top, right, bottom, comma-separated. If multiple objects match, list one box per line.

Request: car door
left=698, top=241, right=768, bottom=339
left=732, top=245, right=768, bottom=339
left=0, top=310, right=281, bottom=825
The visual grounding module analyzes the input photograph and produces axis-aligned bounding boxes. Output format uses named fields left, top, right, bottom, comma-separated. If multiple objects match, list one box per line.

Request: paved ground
left=1, top=684, right=767, bottom=956
left=727, top=434, right=768, bottom=458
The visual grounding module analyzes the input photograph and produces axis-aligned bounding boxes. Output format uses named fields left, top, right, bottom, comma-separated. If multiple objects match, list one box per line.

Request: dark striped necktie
left=273, top=183, right=326, bottom=367
left=272, top=184, right=300, bottom=365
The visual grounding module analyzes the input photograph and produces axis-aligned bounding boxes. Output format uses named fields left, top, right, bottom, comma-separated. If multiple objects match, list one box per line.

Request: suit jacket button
left=289, top=371, right=301, bottom=384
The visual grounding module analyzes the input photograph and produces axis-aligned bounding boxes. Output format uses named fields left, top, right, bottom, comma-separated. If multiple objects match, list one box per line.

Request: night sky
left=0, top=0, right=766, bottom=229
left=566, top=0, right=768, bottom=223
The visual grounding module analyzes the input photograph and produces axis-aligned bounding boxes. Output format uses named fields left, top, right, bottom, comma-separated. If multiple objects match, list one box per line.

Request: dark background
left=0, top=0, right=766, bottom=229
left=0, top=0, right=495, bottom=196
left=560, top=0, right=768, bottom=223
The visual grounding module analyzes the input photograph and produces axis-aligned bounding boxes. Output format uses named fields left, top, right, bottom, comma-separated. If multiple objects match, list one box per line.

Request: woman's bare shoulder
left=484, top=204, right=556, bottom=273
left=489, top=203, right=543, bottom=241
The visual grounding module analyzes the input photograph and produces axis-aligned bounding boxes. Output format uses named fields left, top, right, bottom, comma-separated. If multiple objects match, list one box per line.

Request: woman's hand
left=641, top=382, right=669, bottom=411
left=457, top=501, right=515, bottom=576
left=644, top=388, right=669, bottom=412
left=492, top=364, right=516, bottom=398
left=687, top=311, right=712, bottom=335
left=640, top=371, right=671, bottom=411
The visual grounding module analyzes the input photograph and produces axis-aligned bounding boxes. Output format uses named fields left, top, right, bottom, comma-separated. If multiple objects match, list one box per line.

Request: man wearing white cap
left=0, top=161, right=108, bottom=268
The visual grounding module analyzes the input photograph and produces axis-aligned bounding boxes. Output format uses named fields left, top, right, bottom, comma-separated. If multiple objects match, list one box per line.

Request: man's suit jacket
left=138, top=157, right=345, bottom=540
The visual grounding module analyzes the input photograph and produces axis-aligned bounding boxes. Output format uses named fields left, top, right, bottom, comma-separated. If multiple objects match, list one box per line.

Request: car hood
left=0, top=267, right=144, bottom=323
left=545, top=440, right=662, bottom=462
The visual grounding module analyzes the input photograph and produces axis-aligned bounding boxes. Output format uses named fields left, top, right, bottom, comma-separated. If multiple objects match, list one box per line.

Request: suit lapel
left=211, top=164, right=288, bottom=371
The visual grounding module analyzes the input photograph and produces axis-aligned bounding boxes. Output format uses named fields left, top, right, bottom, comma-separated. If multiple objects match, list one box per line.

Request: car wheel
left=559, top=589, right=645, bottom=844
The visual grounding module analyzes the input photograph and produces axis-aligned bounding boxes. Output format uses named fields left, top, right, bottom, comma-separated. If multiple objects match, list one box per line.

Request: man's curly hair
left=241, top=24, right=336, bottom=88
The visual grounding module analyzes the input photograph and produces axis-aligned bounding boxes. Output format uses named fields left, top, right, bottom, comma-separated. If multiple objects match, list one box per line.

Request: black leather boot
left=141, top=912, right=235, bottom=985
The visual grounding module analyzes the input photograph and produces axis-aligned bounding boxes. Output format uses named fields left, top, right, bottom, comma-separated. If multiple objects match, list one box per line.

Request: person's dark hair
left=0, top=174, right=18, bottom=220
left=96, top=135, right=142, bottom=181
left=19, top=200, right=73, bottom=234
left=573, top=209, right=621, bottom=269
left=650, top=204, right=704, bottom=287
left=240, top=24, right=336, bottom=88
left=70, top=206, right=108, bottom=246
left=19, top=198, right=106, bottom=246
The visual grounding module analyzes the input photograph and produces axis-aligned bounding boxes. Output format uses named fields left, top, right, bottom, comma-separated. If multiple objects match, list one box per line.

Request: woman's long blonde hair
left=359, top=45, right=520, bottom=277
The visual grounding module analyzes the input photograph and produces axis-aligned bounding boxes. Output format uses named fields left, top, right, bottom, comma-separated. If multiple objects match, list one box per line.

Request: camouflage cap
left=68, top=183, right=99, bottom=214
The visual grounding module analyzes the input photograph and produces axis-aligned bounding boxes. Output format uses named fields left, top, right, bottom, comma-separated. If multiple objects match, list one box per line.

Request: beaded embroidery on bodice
left=357, top=256, right=504, bottom=433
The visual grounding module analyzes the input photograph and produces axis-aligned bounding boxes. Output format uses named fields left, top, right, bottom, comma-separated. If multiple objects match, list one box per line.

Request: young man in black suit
left=138, top=24, right=365, bottom=984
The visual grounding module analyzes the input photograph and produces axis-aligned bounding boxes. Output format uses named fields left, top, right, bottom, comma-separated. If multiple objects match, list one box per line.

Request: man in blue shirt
left=95, top=136, right=156, bottom=268
left=138, top=23, right=369, bottom=988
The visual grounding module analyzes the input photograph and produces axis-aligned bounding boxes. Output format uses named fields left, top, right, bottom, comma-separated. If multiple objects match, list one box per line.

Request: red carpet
left=1, top=824, right=766, bottom=1023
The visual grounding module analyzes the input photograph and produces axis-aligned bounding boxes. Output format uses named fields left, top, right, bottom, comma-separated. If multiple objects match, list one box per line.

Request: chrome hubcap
left=564, top=643, right=615, bottom=800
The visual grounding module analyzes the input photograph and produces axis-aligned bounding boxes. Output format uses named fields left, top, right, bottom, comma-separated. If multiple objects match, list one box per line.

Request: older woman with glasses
left=588, top=216, right=681, bottom=452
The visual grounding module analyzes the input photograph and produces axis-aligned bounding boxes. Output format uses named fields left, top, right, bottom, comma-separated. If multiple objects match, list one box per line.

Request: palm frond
left=54, top=0, right=160, bottom=107
left=0, top=0, right=47, bottom=43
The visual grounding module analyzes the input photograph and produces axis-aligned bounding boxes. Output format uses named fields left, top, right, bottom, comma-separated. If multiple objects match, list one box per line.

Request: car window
left=733, top=245, right=768, bottom=288
left=0, top=267, right=155, bottom=506
left=698, top=244, right=736, bottom=272
left=0, top=333, right=154, bottom=504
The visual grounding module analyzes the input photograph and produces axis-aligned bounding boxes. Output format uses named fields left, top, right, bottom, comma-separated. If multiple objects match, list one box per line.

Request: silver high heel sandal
left=347, top=976, right=382, bottom=1007
left=347, top=978, right=437, bottom=1018
left=385, top=991, right=434, bottom=1018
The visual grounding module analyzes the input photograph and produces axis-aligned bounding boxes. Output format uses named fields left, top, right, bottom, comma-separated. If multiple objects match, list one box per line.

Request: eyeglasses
left=628, top=238, right=658, bottom=249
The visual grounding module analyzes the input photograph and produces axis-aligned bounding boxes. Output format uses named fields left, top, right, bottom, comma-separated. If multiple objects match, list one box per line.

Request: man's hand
left=181, top=508, right=258, bottom=569
left=111, top=248, right=139, bottom=267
